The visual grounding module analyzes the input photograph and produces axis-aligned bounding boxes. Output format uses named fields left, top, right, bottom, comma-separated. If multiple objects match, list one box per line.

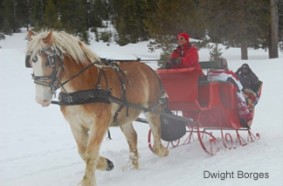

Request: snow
left=1, top=31, right=283, bottom=186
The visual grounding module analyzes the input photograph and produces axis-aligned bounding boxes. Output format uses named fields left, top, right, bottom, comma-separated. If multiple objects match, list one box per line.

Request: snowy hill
left=0, top=31, right=282, bottom=186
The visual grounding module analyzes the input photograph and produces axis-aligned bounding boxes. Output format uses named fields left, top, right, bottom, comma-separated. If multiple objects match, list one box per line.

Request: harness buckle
left=66, top=95, right=73, bottom=103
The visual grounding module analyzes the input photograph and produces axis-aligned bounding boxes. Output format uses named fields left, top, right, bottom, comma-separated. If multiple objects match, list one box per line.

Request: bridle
left=25, top=46, right=101, bottom=97
left=25, top=46, right=64, bottom=96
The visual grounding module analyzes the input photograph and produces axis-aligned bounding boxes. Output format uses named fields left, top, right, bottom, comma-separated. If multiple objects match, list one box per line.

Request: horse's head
left=26, top=30, right=102, bottom=107
left=25, top=31, right=64, bottom=107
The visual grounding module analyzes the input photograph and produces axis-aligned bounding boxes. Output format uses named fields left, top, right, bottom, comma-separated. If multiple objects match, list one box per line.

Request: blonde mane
left=26, top=31, right=100, bottom=64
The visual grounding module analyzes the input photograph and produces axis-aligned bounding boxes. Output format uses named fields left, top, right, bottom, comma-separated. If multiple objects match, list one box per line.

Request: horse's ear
left=42, top=31, right=53, bottom=45
left=27, top=30, right=36, bottom=41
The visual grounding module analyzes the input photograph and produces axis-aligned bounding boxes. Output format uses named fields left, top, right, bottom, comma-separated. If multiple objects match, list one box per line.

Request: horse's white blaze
left=32, top=55, right=53, bottom=107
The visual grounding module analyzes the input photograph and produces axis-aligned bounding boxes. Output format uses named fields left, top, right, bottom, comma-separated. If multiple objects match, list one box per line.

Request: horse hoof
left=106, top=159, right=114, bottom=171
left=154, top=147, right=169, bottom=157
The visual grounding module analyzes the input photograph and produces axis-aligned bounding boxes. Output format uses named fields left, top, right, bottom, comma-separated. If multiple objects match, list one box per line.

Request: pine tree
left=15, top=0, right=30, bottom=30
left=1, top=0, right=18, bottom=34
left=43, top=0, right=60, bottom=29
left=30, top=0, right=45, bottom=30
left=199, top=0, right=270, bottom=60
left=87, top=0, right=109, bottom=29
left=209, top=44, right=222, bottom=61
left=57, top=0, right=89, bottom=42
left=110, top=0, right=150, bottom=45
left=0, top=0, right=5, bottom=32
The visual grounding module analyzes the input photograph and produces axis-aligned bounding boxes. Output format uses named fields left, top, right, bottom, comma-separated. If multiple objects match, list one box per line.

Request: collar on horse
left=55, top=60, right=128, bottom=106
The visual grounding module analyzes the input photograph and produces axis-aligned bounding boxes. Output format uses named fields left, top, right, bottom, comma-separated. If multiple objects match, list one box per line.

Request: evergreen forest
left=0, top=0, right=282, bottom=59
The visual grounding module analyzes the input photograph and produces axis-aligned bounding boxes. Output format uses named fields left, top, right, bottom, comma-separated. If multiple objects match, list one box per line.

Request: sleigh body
left=148, top=62, right=262, bottom=155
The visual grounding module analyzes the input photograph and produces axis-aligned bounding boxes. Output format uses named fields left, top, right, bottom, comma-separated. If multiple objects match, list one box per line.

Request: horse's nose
left=41, top=99, right=51, bottom=107
left=36, top=98, right=51, bottom=107
left=35, top=85, right=52, bottom=107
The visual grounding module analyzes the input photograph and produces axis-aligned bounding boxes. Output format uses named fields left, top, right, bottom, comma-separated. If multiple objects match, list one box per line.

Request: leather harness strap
left=51, top=61, right=164, bottom=124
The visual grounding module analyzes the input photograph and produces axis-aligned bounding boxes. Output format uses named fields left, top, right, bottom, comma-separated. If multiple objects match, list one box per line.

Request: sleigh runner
left=147, top=61, right=262, bottom=155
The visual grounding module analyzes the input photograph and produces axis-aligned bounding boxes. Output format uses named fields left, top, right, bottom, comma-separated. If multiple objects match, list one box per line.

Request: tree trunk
left=241, top=42, right=248, bottom=60
left=269, top=0, right=279, bottom=58
left=239, top=0, right=248, bottom=60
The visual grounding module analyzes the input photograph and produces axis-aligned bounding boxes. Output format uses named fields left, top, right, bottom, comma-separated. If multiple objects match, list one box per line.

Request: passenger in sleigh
left=207, top=57, right=253, bottom=126
left=166, top=32, right=204, bottom=77
left=236, top=63, right=262, bottom=109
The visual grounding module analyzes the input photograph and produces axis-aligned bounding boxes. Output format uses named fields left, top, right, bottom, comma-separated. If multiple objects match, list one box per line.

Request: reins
left=59, top=61, right=100, bottom=88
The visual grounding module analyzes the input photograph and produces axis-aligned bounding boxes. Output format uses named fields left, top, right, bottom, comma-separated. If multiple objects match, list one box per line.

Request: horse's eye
left=32, top=55, right=38, bottom=62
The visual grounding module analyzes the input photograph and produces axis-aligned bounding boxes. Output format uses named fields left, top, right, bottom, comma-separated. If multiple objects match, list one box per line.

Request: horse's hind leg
left=145, top=112, right=169, bottom=157
left=120, top=122, right=139, bottom=169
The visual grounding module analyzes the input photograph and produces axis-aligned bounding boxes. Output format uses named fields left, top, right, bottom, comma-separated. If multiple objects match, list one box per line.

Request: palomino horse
left=25, top=30, right=168, bottom=186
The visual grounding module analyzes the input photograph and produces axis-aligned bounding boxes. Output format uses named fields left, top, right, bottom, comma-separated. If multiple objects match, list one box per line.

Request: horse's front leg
left=68, top=124, right=88, bottom=160
left=81, top=114, right=112, bottom=186
left=120, top=122, right=139, bottom=169
left=96, top=156, right=114, bottom=171
left=69, top=123, right=114, bottom=172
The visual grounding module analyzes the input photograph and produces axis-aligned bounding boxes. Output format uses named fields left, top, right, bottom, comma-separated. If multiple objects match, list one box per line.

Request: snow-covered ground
left=0, top=31, right=282, bottom=186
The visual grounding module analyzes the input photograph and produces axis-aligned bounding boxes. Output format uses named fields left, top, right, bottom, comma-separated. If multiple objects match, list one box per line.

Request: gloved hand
left=170, top=58, right=181, bottom=65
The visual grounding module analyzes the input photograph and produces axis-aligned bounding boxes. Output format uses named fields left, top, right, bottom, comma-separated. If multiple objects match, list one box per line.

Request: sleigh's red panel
left=219, top=82, right=243, bottom=128
left=198, top=81, right=221, bottom=108
left=156, top=68, right=199, bottom=102
left=156, top=68, right=200, bottom=111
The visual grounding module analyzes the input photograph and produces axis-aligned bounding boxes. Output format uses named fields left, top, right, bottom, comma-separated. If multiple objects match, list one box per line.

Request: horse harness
left=25, top=46, right=167, bottom=123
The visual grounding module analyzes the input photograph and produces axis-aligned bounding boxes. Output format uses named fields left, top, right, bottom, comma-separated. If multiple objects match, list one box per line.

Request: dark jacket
left=236, top=64, right=260, bottom=92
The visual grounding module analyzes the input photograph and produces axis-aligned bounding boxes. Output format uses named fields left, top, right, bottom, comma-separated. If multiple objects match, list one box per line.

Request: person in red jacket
left=167, top=32, right=204, bottom=76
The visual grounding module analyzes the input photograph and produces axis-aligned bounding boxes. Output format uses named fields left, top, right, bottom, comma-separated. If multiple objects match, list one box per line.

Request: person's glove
left=170, top=58, right=181, bottom=65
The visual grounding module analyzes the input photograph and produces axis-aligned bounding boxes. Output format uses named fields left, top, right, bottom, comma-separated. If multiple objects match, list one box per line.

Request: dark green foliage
left=209, top=44, right=222, bottom=61
left=0, top=0, right=280, bottom=59
left=158, top=52, right=171, bottom=69
left=100, top=31, right=112, bottom=42
left=199, top=0, right=270, bottom=49
left=43, top=0, right=60, bottom=29
left=110, top=0, right=150, bottom=45
left=87, top=0, right=109, bottom=28
left=30, top=0, right=45, bottom=30
left=0, top=0, right=15, bottom=34
left=144, top=0, right=206, bottom=60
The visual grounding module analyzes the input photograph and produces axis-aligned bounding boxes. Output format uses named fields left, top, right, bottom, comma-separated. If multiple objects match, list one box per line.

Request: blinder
left=43, top=46, right=58, bottom=67
left=25, top=55, right=32, bottom=68
left=25, top=46, right=62, bottom=68
left=47, top=53, right=56, bottom=67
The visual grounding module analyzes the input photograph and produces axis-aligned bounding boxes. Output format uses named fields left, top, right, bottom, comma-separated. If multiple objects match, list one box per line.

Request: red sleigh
left=148, top=62, right=262, bottom=155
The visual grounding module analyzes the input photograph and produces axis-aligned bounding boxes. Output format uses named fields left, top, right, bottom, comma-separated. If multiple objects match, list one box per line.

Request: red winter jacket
left=170, top=43, right=204, bottom=76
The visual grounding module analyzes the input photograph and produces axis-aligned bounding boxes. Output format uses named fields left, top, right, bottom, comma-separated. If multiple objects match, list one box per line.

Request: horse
left=25, top=30, right=169, bottom=186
